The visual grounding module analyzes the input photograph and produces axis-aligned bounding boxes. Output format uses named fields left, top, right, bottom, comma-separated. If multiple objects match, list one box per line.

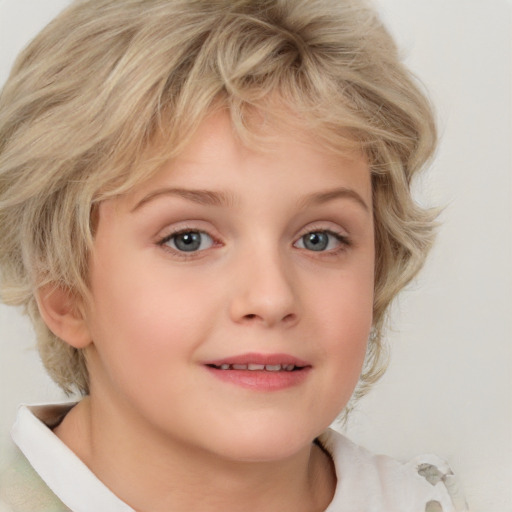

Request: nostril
left=242, top=312, right=296, bottom=323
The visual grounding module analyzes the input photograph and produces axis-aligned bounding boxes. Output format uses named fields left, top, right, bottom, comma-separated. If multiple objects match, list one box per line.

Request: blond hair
left=0, top=0, right=437, bottom=404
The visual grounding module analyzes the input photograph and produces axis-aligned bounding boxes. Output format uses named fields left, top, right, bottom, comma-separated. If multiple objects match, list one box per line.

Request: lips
left=204, top=353, right=311, bottom=391
left=209, top=363, right=299, bottom=372
left=205, top=352, right=310, bottom=370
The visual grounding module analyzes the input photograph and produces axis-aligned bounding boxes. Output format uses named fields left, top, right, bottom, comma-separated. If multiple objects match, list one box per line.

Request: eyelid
left=293, top=224, right=352, bottom=253
left=156, top=224, right=222, bottom=258
left=294, top=230, right=349, bottom=247
left=295, top=221, right=349, bottom=240
left=155, top=220, right=219, bottom=243
left=161, top=230, right=213, bottom=249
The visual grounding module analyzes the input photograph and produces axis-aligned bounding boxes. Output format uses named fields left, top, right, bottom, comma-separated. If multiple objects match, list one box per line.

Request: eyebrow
left=297, top=187, right=370, bottom=212
left=131, top=185, right=369, bottom=213
left=131, top=187, right=236, bottom=212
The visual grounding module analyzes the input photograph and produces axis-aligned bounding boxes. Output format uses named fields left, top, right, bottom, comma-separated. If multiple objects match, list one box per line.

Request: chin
left=205, top=420, right=323, bottom=463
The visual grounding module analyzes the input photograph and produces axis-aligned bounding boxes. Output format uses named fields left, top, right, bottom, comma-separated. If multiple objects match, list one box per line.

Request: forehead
left=121, top=110, right=372, bottom=209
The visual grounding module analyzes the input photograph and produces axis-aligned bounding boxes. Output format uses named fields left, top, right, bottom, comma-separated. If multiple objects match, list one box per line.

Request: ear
left=36, top=284, right=92, bottom=349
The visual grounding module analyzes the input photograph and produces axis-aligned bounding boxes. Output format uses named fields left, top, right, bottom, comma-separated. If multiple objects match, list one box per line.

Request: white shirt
left=0, top=404, right=468, bottom=512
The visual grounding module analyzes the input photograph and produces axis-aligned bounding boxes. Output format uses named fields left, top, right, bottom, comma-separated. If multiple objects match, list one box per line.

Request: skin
left=50, top=111, right=375, bottom=512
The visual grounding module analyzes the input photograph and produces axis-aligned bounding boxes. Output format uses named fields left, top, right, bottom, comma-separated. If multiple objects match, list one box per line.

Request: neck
left=54, top=396, right=336, bottom=512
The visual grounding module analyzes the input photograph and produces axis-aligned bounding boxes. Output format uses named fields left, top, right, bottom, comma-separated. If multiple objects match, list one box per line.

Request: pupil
left=175, top=232, right=201, bottom=251
left=304, top=232, right=328, bottom=251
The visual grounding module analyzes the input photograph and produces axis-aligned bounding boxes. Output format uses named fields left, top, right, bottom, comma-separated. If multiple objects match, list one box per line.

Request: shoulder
left=0, top=443, right=70, bottom=512
left=319, top=429, right=469, bottom=512
left=4, top=403, right=135, bottom=512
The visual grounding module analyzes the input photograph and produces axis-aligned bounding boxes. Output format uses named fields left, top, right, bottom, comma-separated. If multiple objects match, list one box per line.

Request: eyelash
left=156, top=227, right=351, bottom=258
left=294, top=228, right=351, bottom=256
left=157, top=227, right=219, bottom=259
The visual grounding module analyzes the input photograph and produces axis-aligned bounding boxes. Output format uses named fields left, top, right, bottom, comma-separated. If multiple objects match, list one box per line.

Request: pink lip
left=204, top=352, right=312, bottom=391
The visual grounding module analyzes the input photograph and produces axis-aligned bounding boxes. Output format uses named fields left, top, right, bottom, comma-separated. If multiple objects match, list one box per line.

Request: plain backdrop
left=0, top=1, right=511, bottom=511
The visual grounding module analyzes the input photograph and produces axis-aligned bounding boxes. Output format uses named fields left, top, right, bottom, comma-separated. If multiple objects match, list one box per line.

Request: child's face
left=82, top=112, right=374, bottom=461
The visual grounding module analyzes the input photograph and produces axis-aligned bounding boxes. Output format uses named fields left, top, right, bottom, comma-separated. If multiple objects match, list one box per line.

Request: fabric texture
left=0, top=448, right=70, bottom=512
left=0, top=404, right=469, bottom=512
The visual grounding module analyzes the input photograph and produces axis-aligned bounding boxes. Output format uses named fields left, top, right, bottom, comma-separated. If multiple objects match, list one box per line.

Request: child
left=0, top=0, right=468, bottom=510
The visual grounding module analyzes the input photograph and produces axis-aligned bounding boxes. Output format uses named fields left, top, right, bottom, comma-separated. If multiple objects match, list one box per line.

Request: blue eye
left=295, top=231, right=346, bottom=252
left=162, top=231, right=214, bottom=252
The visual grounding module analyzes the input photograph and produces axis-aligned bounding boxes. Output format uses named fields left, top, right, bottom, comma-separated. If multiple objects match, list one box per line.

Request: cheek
left=85, top=247, right=223, bottom=378
left=322, top=293, right=372, bottom=367
left=313, top=255, right=374, bottom=328
left=308, top=263, right=374, bottom=379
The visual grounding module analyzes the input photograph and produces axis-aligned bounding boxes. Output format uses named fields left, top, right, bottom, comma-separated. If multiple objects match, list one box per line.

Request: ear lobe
left=36, top=284, right=92, bottom=349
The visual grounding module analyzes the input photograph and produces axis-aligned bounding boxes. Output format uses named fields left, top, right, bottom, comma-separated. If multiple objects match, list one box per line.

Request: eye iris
left=174, top=232, right=202, bottom=252
left=303, top=232, right=328, bottom=251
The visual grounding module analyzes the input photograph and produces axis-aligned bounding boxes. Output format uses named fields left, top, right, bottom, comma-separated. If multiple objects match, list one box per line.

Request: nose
left=229, top=248, right=299, bottom=328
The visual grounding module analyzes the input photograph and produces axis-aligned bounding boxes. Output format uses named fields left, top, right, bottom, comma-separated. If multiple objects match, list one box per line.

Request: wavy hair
left=0, top=0, right=437, bottom=406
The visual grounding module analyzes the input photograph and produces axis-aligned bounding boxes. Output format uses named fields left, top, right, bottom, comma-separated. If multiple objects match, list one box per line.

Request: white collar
left=11, top=403, right=135, bottom=512
left=12, top=403, right=463, bottom=512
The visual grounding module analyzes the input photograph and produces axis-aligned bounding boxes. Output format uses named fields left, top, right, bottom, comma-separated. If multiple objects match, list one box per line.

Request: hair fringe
left=0, top=0, right=438, bottom=410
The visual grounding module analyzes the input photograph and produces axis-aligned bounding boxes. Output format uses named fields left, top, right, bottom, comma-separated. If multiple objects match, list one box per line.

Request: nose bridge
left=229, top=238, right=298, bottom=327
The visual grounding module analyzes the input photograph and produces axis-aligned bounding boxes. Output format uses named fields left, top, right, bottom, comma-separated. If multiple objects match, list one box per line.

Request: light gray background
left=0, top=1, right=511, bottom=510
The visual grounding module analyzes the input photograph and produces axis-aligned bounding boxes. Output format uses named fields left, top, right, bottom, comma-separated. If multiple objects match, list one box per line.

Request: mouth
left=204, top=353, right=311, bottom=391
left=206, top=363, right=304, bottom=372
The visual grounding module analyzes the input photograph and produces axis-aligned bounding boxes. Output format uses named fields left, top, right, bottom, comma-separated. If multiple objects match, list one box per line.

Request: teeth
left=248, top=364, right=265, bottom=371
left=215, top=363, right=297, bottom=371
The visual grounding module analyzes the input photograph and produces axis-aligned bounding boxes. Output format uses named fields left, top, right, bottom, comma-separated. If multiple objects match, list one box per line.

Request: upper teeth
left=214, top=364, right=297, bottom=371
